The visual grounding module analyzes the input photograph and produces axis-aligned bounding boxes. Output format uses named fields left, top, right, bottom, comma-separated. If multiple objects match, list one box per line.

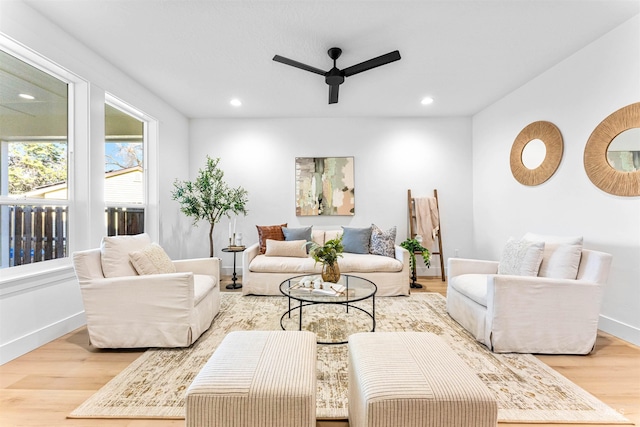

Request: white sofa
left=242, top=229, right=411, bottom=296
left=72, top=234, right=221, bottom=348
left=446, top=245, right=613, bottom=354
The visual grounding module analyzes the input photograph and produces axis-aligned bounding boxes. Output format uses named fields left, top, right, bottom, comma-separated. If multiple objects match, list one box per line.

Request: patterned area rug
left=69, top=293, right=630, bottom=423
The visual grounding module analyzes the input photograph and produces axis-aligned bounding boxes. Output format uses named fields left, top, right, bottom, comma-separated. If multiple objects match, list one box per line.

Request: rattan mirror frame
left=584, top=102, right=640, bottom=197
left=510, top=121, right=563, bottom=186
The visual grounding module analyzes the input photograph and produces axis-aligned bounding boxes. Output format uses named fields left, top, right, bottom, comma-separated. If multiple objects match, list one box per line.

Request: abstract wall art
left=295, top=157, right=355, bottom=216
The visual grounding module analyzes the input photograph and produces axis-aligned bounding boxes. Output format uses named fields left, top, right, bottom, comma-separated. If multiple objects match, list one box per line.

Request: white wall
left=0, top=2, right=190, bottom=364
left=472, top=15, right=640, bottom=345
left=186, top=117, right=474, bottom=277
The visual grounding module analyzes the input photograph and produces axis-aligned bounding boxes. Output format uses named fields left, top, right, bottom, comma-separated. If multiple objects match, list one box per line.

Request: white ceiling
left=19, top=0, right=640, bottom=118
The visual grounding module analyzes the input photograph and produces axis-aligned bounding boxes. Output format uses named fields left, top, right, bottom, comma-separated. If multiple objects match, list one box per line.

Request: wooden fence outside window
left=5, top=205, right=144, bottom=267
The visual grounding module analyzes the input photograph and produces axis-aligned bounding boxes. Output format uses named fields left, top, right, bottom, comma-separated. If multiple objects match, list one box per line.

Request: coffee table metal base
left=280, top=299, right=375, bottom=345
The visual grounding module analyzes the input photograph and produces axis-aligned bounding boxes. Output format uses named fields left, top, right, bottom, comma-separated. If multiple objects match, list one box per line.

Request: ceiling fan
left=272, top=47, right=401, bottom=104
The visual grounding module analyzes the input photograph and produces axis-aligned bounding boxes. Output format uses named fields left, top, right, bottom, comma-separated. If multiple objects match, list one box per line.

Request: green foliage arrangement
left=400, top=238, right=431, bottom=273
left=307, top=236, right=344, bottom=267
left=171, top=156, right=248, bottom=257
left=8, top=142, right=67, bottom=195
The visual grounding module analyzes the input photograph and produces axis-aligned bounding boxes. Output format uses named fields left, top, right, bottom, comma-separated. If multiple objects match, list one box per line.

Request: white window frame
left=0, top=36, right=159, bottom=285
left=104, top=94, right=158, bottom=240
left=0, top=35, right=87, bottom=281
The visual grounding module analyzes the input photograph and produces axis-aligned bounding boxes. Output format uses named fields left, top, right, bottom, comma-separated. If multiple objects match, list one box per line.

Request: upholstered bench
left=185, top=330, right=317, bottom=427
left=348, top=332, right=498, bottom=427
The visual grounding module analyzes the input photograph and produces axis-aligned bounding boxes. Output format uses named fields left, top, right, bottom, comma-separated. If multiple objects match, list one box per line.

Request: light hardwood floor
left=1, top=277, right=638, bottom=427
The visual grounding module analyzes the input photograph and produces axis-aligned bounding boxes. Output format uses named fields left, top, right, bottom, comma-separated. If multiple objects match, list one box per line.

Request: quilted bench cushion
left=186, top=331, right=316, bottom=427
left=348, top=332, right=497, bottom=427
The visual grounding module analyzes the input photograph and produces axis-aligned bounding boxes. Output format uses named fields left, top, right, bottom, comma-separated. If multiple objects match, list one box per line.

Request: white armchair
left=446, top=242, right=612, bottom=355
left=72, top=234, right=221, bottom=349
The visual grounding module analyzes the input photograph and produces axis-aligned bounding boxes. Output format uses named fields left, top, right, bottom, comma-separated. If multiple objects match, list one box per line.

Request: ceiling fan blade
left=329, top=85, right=339, bottom=104
left=273, top=55, right=326, bottom=76
left=342, top=50, right=401, bottom=77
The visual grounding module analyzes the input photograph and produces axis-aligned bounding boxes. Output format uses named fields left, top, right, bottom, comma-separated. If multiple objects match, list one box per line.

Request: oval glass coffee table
left=279, top=274, right=377, bottom=345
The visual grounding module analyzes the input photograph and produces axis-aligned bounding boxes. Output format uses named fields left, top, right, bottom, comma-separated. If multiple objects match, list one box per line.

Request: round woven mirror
left=510, top=121, right=563, bottom=186
left=584, top=102, right=640, bottom=197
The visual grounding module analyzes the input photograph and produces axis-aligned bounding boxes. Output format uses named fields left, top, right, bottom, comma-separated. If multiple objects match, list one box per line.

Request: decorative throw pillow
left=100, top=233, right=152, bottom=277
left=264, top=239, right=308, bottom=258
left=497, top=237, right=545, bottom=276
left=538, top=243, right=583, bottom=279
left=256, top=224, right=287, bottom=254
left=522, top=233, right=584, bottom=279
left=282, top=226, right=313, bottom=253
left=129, top=243, right=176, bottom=275
left=369, top=224, right=396, bottom=257
left=341, top=226, right=372, bottom=254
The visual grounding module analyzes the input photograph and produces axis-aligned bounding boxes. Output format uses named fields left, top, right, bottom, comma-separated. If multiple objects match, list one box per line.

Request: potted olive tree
left=172, top=156, right=248, bottom=257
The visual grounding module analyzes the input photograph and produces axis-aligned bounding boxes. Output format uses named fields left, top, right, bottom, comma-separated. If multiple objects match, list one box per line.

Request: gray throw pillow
left=282, top=226, right=313, bottom=252
left=342, top=226, right=372, bottom=254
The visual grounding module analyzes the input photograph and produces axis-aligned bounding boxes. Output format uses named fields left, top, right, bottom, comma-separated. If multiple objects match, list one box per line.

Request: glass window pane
left=104, top=104, right=144, bottom=205
left=0, top=204, right=68, bottom=267
left=105, top=103, right=145, bottom=236
left=1, top=49, right=70, bottom=269
left=0, top=50, right=68, bottom=199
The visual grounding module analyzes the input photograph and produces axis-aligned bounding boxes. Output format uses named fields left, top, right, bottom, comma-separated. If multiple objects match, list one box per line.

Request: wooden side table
left=222, top=246, right=245, bottom=289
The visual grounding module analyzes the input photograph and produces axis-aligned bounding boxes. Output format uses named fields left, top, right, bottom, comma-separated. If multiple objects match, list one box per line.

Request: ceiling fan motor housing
left=273, top=46, right=400, bottom=104
left=325, top=68, right=345, bottom=85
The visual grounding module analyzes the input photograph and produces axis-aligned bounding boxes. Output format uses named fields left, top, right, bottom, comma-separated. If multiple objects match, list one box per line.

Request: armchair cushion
left=538, top=243, right=582, bottom=279
left=193, top=274, right=216, bottom=306
left=129, top=243, right=177, bottom=275
left=523, top=233, right=583, bottom=279
left=101, top=233, right=152, bottom=277
left=449, top=274, right=488, bottom=306
left=497, top=237, right=544, bottom=276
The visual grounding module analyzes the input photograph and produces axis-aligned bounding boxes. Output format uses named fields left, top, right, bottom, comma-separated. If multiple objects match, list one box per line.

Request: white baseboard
left=0, top=312, right=86, bottom=365
left=598, top=315, right=640, bottom=347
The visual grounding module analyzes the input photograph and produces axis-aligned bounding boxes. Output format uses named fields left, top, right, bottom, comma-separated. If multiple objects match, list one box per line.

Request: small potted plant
left=307, top=236, right=344, bottom=283
left=400, top=238, right=431, bottom=288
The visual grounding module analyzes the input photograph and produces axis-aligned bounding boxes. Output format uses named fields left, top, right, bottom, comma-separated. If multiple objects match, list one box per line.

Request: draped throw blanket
left=415, top=197, right=439, bottom=250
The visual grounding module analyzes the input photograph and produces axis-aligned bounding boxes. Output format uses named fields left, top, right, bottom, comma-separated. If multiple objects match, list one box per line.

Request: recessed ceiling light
left=230, top=98, right=242, bottom=107
left=19, top=93, right=35, bottom=100
left=421, top=96, right=434, bottom=105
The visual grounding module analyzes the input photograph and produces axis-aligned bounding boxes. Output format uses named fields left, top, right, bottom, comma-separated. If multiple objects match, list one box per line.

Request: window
left=104, top=100, right=146, bottom=236
left=0, top=49, right=70, bottom=268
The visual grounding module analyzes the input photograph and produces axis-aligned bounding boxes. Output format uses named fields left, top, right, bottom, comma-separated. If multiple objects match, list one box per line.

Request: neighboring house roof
left=24, top=166, right=143, bottom=203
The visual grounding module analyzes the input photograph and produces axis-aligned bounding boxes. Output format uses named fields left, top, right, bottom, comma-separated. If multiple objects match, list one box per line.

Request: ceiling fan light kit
left=273, top=47, right=401, bottom=104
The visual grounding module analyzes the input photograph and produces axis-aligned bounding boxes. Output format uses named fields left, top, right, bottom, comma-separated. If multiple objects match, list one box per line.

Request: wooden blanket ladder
left=408, top=189, right=446, bottom=284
